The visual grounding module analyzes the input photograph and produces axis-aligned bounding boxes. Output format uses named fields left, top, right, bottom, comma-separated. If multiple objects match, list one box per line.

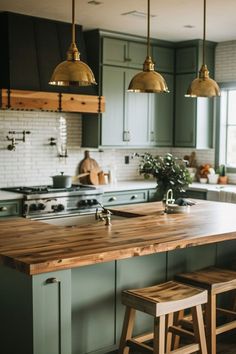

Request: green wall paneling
left=71, top=262, right=116, bottom=354
left=167, top=244, right=217, bottom=280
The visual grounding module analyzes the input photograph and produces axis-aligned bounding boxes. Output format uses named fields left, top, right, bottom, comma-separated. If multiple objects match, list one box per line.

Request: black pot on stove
left=51, top=172, right=72, bottom=188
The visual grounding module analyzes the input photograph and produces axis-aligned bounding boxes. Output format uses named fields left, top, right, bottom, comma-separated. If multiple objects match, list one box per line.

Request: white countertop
left=0, top=191, right=24, bottom=200
left=100, top=180, right=157, bottom=192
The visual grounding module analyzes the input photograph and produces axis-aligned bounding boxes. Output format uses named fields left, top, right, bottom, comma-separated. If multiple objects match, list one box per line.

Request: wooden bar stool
left=175, top=267, right=236, bottom=354
left=119, top=280, right=208, bottom=354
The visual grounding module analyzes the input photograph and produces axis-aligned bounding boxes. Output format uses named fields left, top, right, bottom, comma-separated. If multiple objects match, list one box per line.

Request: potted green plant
left=139, top=153, right=192, bottom=200
left=218, top=164, right=228, bottom=184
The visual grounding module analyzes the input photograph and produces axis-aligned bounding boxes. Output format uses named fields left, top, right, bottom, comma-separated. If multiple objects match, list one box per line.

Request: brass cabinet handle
left=131, top=195, right=138, bottom=200
left=150, top=131, right=155, bottom=142
left=0, top=206, right=7, bottom=212
left=45, top=277, right=60, bottom=284
left=108, top=196, right=117, bottom=202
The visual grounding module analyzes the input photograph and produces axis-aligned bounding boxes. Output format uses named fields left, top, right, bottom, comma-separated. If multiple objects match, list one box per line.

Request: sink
left=41, top=213, right=137, bottom=227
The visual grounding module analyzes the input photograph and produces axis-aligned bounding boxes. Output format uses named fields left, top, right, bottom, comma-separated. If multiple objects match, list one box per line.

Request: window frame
left=216, top=82, right=236, bottom=173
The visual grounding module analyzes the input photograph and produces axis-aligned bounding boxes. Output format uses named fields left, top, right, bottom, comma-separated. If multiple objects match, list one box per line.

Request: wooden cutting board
left=79, top=151, right=101, bottom=184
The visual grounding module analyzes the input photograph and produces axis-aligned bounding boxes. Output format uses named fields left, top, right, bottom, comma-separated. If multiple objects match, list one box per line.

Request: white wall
left=0, top=110, right=215, bottom=187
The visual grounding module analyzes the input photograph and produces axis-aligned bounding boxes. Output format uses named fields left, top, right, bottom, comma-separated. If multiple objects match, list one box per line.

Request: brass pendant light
left=128, top=0, right=169, bottom=93
left=186, top=0, right=220, bottom=97
left=49, top=0, right=96, bottom=87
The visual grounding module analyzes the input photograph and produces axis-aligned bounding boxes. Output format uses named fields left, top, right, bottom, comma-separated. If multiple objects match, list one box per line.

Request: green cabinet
left=174, top=41, right=215, bottom=148
left=103, top=37, right=146, bottom=69
left=0, top=199, right=22, bottom=217
left=102, top=189, right=148, bottom=206
left=152, top=46, right=175, bottom=73
left=83, top=30, right=175, bottom=148
left=0, top=266, right=71, bottom=354
left=101, top=66, right=150, bottom=146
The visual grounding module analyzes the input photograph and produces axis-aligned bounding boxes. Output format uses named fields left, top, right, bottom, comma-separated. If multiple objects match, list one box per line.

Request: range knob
left=29, top=203, right=37, bottom=211
left=92, top=199, right=98, bottom=205
left=79, top=200, right=88, bottom=207
left=57, top=204, right=65, bottom=212
left=38, top=203, right=46, bottom=210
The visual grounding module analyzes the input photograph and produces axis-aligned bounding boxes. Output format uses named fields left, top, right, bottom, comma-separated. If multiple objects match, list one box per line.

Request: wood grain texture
left=0, top=200, right=236, bottom=275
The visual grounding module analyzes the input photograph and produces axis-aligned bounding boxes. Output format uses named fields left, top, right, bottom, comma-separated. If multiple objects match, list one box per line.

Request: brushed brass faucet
left=95, top=206, right=112, bottom=226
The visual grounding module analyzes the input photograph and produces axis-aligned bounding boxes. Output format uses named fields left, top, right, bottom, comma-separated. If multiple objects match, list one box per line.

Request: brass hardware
left=186, top=0, right=220, bottom=97
left=127, top=0, right=169, bottom=93
left=131, top=195, right=138, bottom=200
left=150, top=131, right=155, bottom=141
left=49, top=0, right=97, bottom=87
left=0, top=206, right=7, bottom=212
left=45, top=277, right=60, bottom=284
left=49, top=137, right=57, bottom=146
left=96, top=208, right=112, bottom=226
left=109, top=196, right=117, bottom=202
left=123, top=131, right=131, bottom=142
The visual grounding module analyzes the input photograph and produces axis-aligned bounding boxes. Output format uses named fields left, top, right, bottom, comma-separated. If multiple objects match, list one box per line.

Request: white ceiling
left=0, top=0, right=235, bottom=43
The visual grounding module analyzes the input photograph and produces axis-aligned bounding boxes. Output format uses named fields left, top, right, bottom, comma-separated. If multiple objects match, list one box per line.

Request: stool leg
left=191, top=305, right=208, bottom=354
left=205, top=293, right=216, bottom=354
left=166, top=312, right=174, bottom=352
left=153, top=315, right=165, bottom=354
left=119, top=306, right=136, bottom=354
left=173, top=310, right=184, bottom=350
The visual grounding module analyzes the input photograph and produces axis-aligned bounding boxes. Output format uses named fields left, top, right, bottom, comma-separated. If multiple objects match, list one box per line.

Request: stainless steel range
left=3, top=185, right=103, bottom=221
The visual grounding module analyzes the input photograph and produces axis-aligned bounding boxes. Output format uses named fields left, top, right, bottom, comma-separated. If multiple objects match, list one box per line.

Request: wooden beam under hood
left=0, top=89, right=105, bottom=114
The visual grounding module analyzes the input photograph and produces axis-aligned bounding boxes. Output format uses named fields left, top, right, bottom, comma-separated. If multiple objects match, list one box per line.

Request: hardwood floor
left=113, top=331, right=236, bottom=353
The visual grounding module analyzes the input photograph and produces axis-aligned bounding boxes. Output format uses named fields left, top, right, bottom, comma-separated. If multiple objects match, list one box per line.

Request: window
left=219, top=89, right=236, bottom=169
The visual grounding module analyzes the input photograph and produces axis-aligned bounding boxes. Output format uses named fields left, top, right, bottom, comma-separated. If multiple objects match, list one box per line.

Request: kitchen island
left=0, top=200, right=236, bottom=354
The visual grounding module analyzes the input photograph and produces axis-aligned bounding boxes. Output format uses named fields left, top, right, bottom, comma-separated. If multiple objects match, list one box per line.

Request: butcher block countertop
left=1, top=200, right=236, bottom=275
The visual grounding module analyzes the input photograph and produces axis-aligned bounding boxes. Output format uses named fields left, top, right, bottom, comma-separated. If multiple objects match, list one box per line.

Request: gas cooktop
left=2, top=184, right=96, bottom=195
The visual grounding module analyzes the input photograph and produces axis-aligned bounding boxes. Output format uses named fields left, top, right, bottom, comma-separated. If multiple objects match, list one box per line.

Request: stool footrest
left=169, top=325, right=195, bottom=339
left=216, top=319, right=236, bottom=335
left=127, top=339, right=153, bottom=353
left=133, top=331, right=153, bottom=343
left=216, top=307, right=236, bottom=317
left=170, top=343, right=200, bottom=354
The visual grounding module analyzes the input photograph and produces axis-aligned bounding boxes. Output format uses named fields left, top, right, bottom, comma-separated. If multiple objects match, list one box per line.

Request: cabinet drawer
left=102, top=190, right=148, bottom=206
left=0, top=200, right=22, bottom=217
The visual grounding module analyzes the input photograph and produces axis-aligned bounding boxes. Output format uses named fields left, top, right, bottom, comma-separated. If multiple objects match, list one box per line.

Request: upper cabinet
left=0, top=12, right=95, bottom=95
left=82, top=30, right=174, bottom=148
left=103, top=37, right=147, bottom=69
left=174, top=40, right=216, bottom=148
left=152, top=46, right=175, bottom=74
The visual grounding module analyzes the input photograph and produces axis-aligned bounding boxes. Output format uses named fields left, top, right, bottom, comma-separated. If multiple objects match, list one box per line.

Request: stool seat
left=175, top=266, right=236, bottom=354
left=119, top=281, right=208, bottom=354
left=175, top=267, right=236, bottom=294
left=122, top=280, right=207, bottom=316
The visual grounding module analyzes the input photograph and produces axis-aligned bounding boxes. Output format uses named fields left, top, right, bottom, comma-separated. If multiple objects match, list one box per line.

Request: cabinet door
left=102, top=190, right=148, bottom=206
left=128, top=41, right=147, bottom=69
left=101, top=66, right=126, bottom=146
left=126, top=69, right=149, bottom=146
left=0, top=200, right=22, bottom=217
left=33, top=270, right=71, bottom=354
left=103, top=37, right=128, bottom=66
left=150, top=74, right=174, bottom=146
left=152, top=46, right=174, bottom=73
left=176, top=47, right=197, bottom=73
left=174, top=73, right=197, bottom=147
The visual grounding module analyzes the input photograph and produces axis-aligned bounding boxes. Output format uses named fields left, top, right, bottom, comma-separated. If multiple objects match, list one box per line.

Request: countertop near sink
left=1, top=200, right=236, bottom=275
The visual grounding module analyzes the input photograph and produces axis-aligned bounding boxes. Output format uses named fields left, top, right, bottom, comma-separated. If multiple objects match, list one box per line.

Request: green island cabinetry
left=82, top=30, right=174, bottom=148
left=0, top=199, right=22, bottom=217
left=1, top=240, right=235, bottom=354
left=174, top=40, right=216, bottom=148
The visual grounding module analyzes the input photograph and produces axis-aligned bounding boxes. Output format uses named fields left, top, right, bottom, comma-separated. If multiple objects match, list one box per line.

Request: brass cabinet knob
left=0, top=206, right=7, bottom=212
left=109, top=196, right=117, bottom=202
left=45, top=277, right=60, bottom=284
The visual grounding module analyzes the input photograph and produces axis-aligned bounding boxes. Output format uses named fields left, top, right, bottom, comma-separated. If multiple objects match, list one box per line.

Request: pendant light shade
left=49, top=0, right=96, bottom=87
left=186, top=0, right=220, bottom=98
left=128, top=0, right=169, bottom=93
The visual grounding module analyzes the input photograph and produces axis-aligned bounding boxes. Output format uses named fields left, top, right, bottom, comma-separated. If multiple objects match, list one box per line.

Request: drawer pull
left=46, top=277, right=60, bottom=284
left=131, top=195, right=138, bottom=200
left=0, top=206, right=7, bottom=212
left=109, top=196, right=117, bottom=202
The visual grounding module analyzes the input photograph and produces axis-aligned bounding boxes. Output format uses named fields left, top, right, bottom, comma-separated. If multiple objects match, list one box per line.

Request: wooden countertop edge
left=4, top=230, right=236, bottom=276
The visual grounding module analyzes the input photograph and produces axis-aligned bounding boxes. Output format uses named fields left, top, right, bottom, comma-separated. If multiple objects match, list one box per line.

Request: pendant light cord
left=147, top=0, right=150, bottom=57
left=72, top=0, right=75, bottom=44
left=203, top=0, right=206, bottom=65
